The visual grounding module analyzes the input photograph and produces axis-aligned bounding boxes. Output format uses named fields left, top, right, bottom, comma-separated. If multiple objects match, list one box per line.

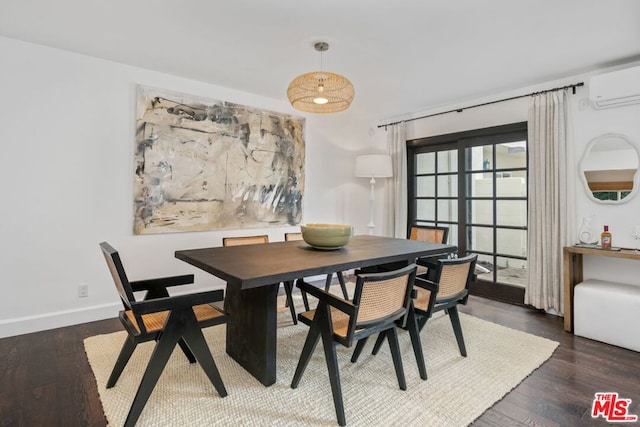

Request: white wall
left=372, top=64, right=640, bottom=288
left=571, top=75, right=640, bottom=284
left=0, top=36, right=374, bottom=338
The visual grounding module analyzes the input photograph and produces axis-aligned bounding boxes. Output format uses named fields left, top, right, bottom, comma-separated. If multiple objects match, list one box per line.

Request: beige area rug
left=85, top=290, right=558, bottom=426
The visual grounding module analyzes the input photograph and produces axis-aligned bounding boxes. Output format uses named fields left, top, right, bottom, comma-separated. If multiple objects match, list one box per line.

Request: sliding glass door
left=407, top=123, right=528, bottom=304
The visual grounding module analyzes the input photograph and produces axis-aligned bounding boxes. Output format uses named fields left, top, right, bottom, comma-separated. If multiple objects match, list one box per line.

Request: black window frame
left=407, top=122, right=528, bottom=304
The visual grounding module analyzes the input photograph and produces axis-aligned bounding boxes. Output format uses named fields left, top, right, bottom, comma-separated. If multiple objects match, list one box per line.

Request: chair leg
left=417, top=313, right=429, bottom=332
left=125, top=319, right=182, bottom=427
left=178, top=338, right=196, bottom=363
left=283, top=281, right=297, bottom=325
left=324, top=272, right=349, bottom=300
left=324, top=273, right=333, bottom=291
left=336, top=271, right=349, bottom=300
left=386, top=327, right=407, bottom=391
left=350, top=337, right=368, bottom=363
left=371, top=330, right=387, bottom=355
left=406, top=307, right=427, bottom=380
left=291, top=320, right=321, bottom=388
left=181, top=318, right=227, bottom=397
left=107, top=337, right=137, bottom=388
left=297, top=279, right=311, bottom=311
left=319, top=313, right=346, bottom=426
left=448, top=306, right=467, bottom=357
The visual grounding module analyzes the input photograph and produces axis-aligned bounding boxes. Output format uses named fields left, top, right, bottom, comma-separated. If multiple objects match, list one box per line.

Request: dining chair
left=99, top=242, right=227, bottom=427
left=291, top=264, right=417, bottom=426
left=414, top=254, right=478, bottom=355
left=353, top=254, right=477, bottom=382
left=409, top=224, right=450, bottom=244
left=285, top=232, right=350, bottom=311
left=409, top=224, right=450, bottom=279
left=223, top=235, right=298, bottom=324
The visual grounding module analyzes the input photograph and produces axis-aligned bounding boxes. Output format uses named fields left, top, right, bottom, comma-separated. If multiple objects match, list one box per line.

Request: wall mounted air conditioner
left=589, top=65, right=640, bottom=109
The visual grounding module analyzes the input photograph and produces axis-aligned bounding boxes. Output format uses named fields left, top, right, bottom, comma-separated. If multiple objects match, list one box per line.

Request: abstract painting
left=134, top=86, right=305, bottom=234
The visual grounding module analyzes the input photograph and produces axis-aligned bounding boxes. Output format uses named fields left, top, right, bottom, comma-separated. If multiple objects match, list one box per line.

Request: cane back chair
left=99, top=242, right=227, bottom=427
left=291, top=264, right=417, bottom=426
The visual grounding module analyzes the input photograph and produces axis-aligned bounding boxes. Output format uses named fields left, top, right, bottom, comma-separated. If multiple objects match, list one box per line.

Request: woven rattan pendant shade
left=287, top=42, right=355, bottom=114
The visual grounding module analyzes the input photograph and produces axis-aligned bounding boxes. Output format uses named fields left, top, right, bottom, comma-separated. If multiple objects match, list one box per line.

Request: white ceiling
left=2, top=0, right=640, bottom=121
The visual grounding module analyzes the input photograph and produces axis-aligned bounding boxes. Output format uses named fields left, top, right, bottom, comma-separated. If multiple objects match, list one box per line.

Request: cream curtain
left=525, top=90, right=575, bottom=314
left=385, top=122, right=407, bottom=238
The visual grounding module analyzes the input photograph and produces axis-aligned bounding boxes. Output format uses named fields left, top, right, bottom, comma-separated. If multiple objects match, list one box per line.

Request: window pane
left=416, top=152, right=435, bottom=174
left=446, top=224, right=458, bottom=246
left=468, top=226, right=493, bottom=252
left=496, top=200, right=527, bottom=226
left=469, top=172, right=493, bottom=197
left=497, top=228, right=527, bottom=257
left=437, top=150, right=458, bottom=173
left=495, top=140, right=526, bottom=169
left=475, top=253, right=494, bottom=282
left=437, top=199, right=457, bottom=222
left=469, top=200, right=493, bottom=225
left=416, top=199, right=435, bottom=221
left=593, top=191, right=619, bottom=201
left=467, top=145, right=494, bottom=171
left=416, top=176, right=435, bottom=197
left=496, top=257, right=527, bottom=287
left=496, top=175, right=527, bottom=197
left=437, top=174, right=458, bottom=197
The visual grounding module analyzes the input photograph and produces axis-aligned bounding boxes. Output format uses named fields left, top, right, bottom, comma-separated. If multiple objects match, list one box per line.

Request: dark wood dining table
left=175, top=234, right=456, bottom=386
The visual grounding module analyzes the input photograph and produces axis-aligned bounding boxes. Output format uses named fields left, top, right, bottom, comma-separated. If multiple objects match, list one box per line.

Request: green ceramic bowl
left=300, top=223, right=354, bottom=249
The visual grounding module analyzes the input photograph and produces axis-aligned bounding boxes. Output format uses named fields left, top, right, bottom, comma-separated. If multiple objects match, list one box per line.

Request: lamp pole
left=355, top=154, right=392, bottom=237
left=367, top=176, right=376, bottom=235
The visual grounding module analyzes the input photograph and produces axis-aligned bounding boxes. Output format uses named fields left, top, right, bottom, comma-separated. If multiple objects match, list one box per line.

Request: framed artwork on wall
left=134, top=85, right=305, bottom=234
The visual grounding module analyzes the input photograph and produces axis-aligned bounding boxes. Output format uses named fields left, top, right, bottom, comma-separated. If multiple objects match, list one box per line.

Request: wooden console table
left=563, top=246, right=640, bottom=332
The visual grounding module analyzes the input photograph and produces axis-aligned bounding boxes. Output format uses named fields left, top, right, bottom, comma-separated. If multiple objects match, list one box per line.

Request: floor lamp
left=355, top=154, right=393, bottom=235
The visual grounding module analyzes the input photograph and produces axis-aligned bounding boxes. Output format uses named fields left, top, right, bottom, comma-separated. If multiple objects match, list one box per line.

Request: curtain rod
left=378, top=81, right=584, bottom=129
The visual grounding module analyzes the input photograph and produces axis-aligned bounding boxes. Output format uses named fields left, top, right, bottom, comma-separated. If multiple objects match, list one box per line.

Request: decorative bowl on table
left=300, top=223, right=354, bottom=250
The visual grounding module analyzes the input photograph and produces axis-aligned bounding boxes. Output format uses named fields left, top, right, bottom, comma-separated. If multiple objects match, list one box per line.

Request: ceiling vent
left=589, top=65, right=640, bottom=109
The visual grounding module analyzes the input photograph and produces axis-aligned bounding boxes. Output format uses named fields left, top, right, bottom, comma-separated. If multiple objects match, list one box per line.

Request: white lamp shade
left=355, top=154, right=393, bottom=178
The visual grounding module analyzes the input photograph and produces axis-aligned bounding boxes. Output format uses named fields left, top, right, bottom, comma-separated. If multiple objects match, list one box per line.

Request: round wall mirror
left=579, top=133, right=640, bottom=204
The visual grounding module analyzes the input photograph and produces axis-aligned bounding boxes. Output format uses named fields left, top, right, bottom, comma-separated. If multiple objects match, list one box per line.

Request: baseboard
left=0, top=303, right=120, bottom=339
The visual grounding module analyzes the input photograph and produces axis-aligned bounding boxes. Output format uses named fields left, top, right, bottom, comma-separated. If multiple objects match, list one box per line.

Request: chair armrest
left=130, top=274, right=195, bottom=292
left=296, top=279, right=355, bottom=315
left=414, top=277, right=439, bottom=293
left=132, top=289, right=224, bottom=315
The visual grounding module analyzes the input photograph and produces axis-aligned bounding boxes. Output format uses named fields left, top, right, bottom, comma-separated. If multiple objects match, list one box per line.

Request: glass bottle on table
left=601, top=225, right=612, bottom=249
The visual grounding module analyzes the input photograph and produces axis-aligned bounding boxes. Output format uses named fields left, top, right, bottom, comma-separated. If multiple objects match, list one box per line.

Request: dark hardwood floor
left=0, top=294, right=638, bottom=426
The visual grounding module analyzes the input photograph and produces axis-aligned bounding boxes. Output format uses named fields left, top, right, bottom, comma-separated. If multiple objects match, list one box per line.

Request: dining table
left=175, top=234, right=457, bottom=386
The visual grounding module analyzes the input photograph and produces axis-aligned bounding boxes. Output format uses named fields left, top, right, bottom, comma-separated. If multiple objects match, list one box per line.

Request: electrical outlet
left=78, top=284, right=89, bottom=298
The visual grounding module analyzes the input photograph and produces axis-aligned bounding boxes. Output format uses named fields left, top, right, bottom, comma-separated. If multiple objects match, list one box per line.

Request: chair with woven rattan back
left=284, top=232, right=350, bottom=311
left=354, top=253, right=477, bottom=381
left=223, top=235, right=298, bottom=324
left=291, top=264, right=418, bottom=426
left=409, top=224, right=449, bottom=244
left=409, top=224, right=450, bottom=279
left=414, top=254, right=478, bottom=356
left=99, top=242, right=227, bottom=427
left=222, top=235, right=270, bottom=247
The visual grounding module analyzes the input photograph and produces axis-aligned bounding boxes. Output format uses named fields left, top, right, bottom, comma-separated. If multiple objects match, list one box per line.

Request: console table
left=563, top=246, right=640, bottom=332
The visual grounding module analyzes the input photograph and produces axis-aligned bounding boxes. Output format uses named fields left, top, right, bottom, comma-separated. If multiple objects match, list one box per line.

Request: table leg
left=563, top=252, right=583, bottom=332
left=224, top=282, right=278, bottom=386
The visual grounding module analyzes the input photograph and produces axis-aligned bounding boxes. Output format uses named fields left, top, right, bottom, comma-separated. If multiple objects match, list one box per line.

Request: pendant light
left=287, top=42, right=355, bottom=114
